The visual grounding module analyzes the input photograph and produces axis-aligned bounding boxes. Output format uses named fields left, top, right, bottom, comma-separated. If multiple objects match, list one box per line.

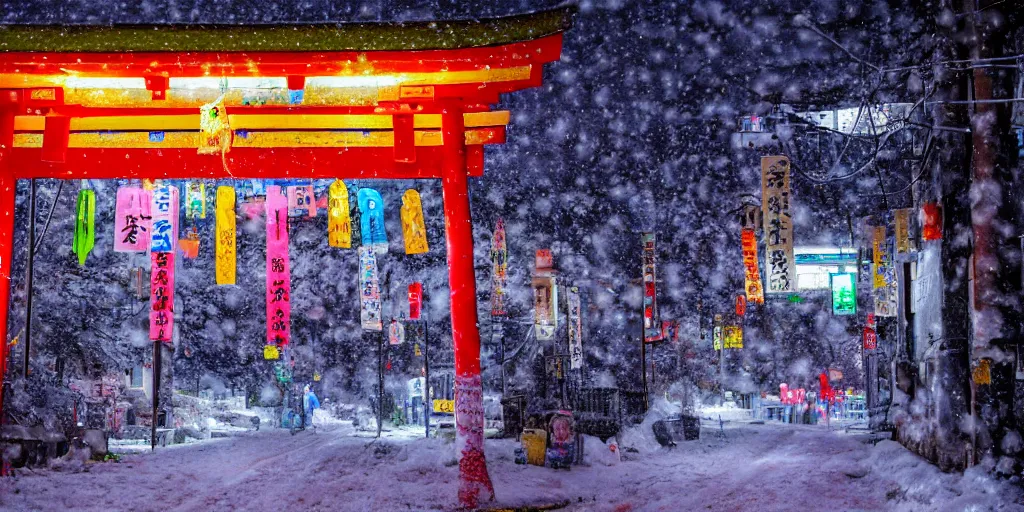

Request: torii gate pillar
left=440, top=105, right=494, bottom=507
left=0, top=110, right=14, bottom=430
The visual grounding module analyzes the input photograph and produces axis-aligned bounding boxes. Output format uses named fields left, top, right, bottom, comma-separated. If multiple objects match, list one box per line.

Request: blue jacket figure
left=303, top=385, right=320, bottom=428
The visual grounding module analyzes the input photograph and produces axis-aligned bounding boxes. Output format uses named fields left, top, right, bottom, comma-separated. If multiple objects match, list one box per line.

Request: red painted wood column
left=440, top=104, right=494, bottom=509
left=0, top=110, right=16, bottom=435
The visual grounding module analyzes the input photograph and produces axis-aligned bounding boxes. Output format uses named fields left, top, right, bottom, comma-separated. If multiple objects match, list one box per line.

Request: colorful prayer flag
left=400, top=189, right=429, bottom=255
left=568, top=286, right=583, bottom=369
left=185, top=181, right=206, bottom=220
left=149, top=251, right=175, bottom=343
left=73, top=189, right=95, bottom=266
left=358, top=188, right=388, bottom=254
left=328, top=180, right=352, bottom=248
left=359, top=247, right=383, bottom=331
left=114, top=187, right=151, bottom=253
left=266, top=186, right=291, bottom=349
left=150, top=185, right=179, bottom=253
left=215, top=186, right=236, bottom=285
left=741, top=228, right=765, bottom=304
left=490, top=219, right=508, bottom=316
left=761, top=156, right=795, bottom=293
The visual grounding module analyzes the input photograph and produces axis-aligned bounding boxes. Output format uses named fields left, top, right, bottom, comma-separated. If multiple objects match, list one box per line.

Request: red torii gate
left=0, top=8, right=572, bottom=508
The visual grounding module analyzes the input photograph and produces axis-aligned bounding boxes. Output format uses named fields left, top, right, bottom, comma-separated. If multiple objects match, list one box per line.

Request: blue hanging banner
left=358, top=188, right=388, bottom=254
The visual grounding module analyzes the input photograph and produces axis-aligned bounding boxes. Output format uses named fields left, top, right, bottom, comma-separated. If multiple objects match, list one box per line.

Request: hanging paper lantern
left=357, top=188, right=387, bottom=254
left=400, top=189, right=429, bottom=255
left=72, top=189, right=95, bottom=266
left=215, top=186, right=236, bottom=285
left=179, top=228, right=200, bottom=259
left=328, top=180, right=352, bottom=248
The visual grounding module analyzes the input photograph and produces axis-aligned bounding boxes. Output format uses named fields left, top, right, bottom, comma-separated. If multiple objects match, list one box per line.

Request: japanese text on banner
left=761, top=156, right=795, bottom=293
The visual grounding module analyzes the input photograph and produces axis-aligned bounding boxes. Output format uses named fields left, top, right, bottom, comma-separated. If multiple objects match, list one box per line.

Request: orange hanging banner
left=741, top=228, right=764, bottom=304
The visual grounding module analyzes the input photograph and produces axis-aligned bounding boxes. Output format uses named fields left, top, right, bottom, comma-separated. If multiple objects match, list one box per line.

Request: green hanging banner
left=73, top=189, right=96, bottom=266
left=830, top=272, right=857, bottom=316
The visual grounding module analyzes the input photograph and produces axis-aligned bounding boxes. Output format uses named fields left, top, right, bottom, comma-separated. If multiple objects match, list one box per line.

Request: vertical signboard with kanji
left=894, top=209, right=911, bottom=254
left=491, top=219, right=508, bottom=316
left=408, top=282, right=422, bottom=321
left=114, top=187, right=151, bottom=253
left=830, top=272, right=857, bottom=316
left=328, top=180, right=352, bottom=248
left=641, top=233, right=661, bottom=342
left=359, top=247, right=383, bottom=331
left=761, top=156, right=795, bottom=293
left=872, top=226, right=897, bottom=317
left=150, top=185, right=179, bottom=254
left=740, top=228, right=764, bottom=304
left=265, top=186, right=291, bottom=358
left=149, top=251, right=174, bottom=343
left=532, top=275, right=557, bottom=340
left=215, top=186, right=236, bottom=285
left=567, top=286, right=583, bottom=369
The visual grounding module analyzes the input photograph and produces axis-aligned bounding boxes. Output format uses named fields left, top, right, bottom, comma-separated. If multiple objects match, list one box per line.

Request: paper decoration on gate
left=894, top=209, right=911, bottom=253
left=358, top=188, right=388, bottom=254
left=184, top=182, right=206, bottom=220
left=388, top=319, right=405, bottom=345
left=408, top=282, right=422, bottom=320
left=830, top=272, right=857, bottom=316
left=723, top=326, right=743, bottom=349
left=287, top=184, right=316, bottom=218
left=328, top=180, right=352, bottom=248
left=265, top=186, right=291, bottom=354
left=872, top=226, right=897, bottom=317
left=359, top=247, right=383, bottom=331
left=490, top=218, right=508, bottom=316
left=150, top=185, right=179, bottom=254
left=72, top=189, right=95, bottom=266
left=761, top=156, right=795, bottom=293
left=114, top=187, right=151, bottom=253
left=198, top=95, right=231, bottom=154
left=149, top=251, right=175, bottom=343
left=215, top=186, right=236, bottom=285
left=921, top=203, right=942, bottom=241
left=568, top=286, right=583, bottom=369
left=641, top=233, right=662, bottom=342
left=400, top=189, right=429, bottom=255
left=740, top=228, right=765, bottom=304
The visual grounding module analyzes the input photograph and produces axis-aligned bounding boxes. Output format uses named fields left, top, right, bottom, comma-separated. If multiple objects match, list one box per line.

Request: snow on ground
left=0, top=420, right=1019, bottom=512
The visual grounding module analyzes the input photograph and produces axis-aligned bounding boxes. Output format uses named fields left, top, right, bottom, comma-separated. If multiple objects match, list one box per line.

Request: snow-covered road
left=0, top=421, right=1019, bottom=511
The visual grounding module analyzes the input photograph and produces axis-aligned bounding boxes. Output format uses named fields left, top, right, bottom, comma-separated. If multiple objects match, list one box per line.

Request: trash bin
left=521, top=428, right=547, bottom=466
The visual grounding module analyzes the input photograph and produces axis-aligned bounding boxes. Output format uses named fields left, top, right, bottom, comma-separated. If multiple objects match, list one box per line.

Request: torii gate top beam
left=0, top=7, right=572, bottom=180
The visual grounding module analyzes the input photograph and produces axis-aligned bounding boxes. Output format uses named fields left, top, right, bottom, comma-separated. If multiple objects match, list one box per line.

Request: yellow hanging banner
left=215, top=186, right=236, bottom=285
left=894, top=209, right=911, bottom=253
left=401, top=189, right=429, bottom=255
left=328, top=180, right=352, bottom=248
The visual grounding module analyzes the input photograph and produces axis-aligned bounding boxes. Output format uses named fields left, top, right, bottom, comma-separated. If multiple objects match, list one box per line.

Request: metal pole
left=151, top=339, right=161, bottom=450
left=22, top=179, right=35, bottom=378
left=423, top=298, right=430, bottom=439
left=640, top=321, right=648, bottom=412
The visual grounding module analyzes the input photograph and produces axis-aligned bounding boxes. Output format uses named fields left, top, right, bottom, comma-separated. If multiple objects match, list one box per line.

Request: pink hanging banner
left=114, top=187, right=151, bottom=253
left=266, top=186, right=291, bottom=352
left=149, top=251, right=175, bottom=343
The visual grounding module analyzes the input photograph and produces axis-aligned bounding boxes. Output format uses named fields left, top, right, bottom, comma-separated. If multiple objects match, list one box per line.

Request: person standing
left=303, top=385, right=320, bottom=429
